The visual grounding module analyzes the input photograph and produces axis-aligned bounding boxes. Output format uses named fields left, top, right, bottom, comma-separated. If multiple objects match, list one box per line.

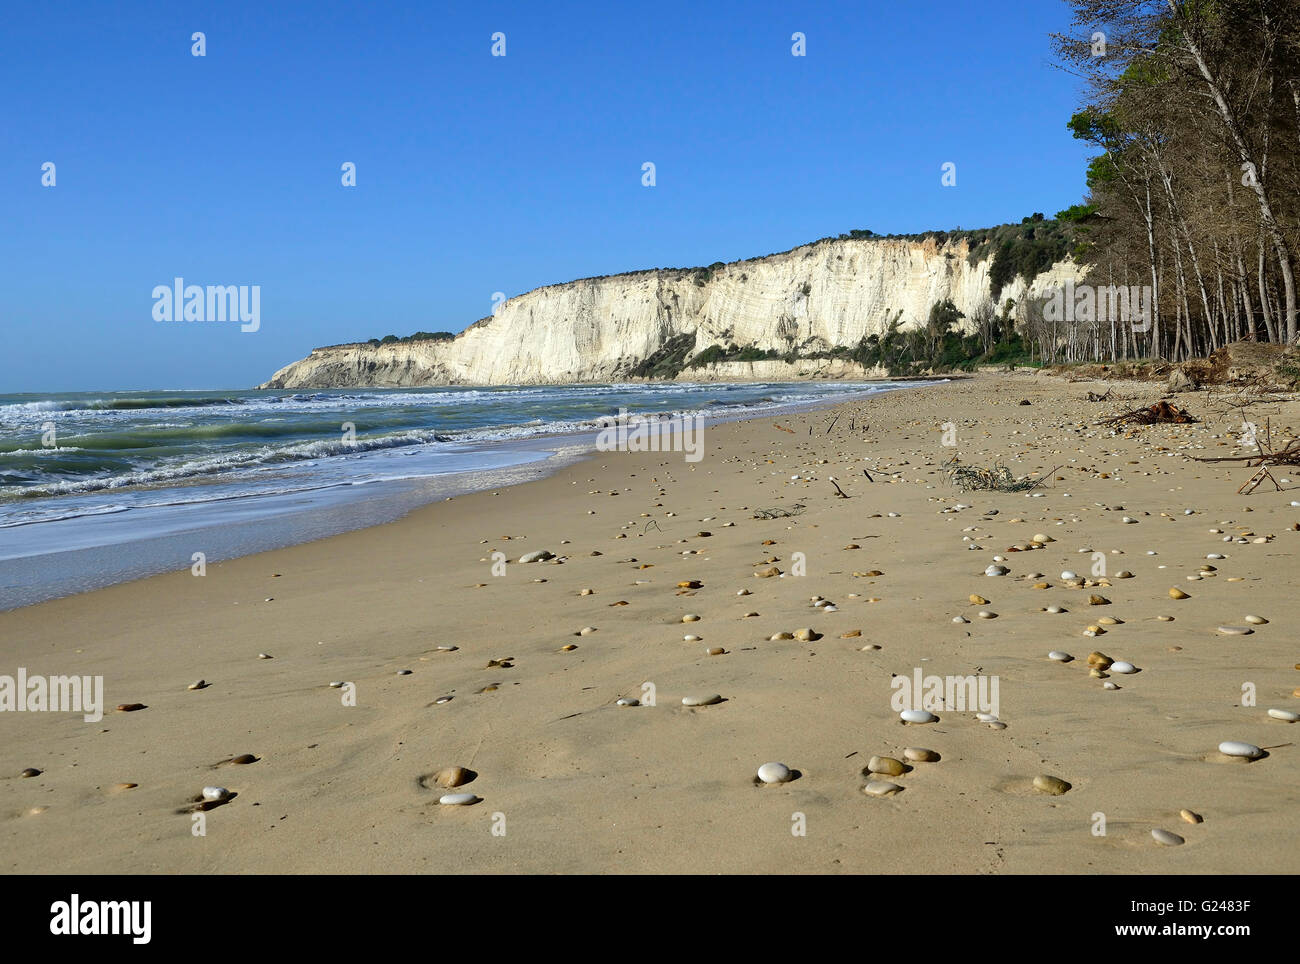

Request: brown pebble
left=1033, top=775, right=1071, bottom=795
left=840, top=630, right=862, bottom=638
left=435, top=766, right=473, bottom=788
left=228, top=754, right=258, bottom=765
left=677, top=580, right=702, bottom=589
left=706, top=647, right=725, bottom=656
left=1179, top=809, right=1203, bottom=824
left=19, top=768, right=41, bottom=778
left=116, top=703, right=146, bottom=712
left=560, top=644, right=577, bottom=652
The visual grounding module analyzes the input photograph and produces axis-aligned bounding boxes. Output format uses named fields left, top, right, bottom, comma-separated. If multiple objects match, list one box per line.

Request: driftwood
left=945, top=457, right=1058, bottom=493
left=1191, top=418, right=1299, bottom=494
left=752, top=504, right=807, bottom=519
left=1100, top=399, right=1199, bottom=427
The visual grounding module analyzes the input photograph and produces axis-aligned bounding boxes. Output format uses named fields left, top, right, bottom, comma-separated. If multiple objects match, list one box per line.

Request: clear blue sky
left=2, top=0, right=1093, bottom=392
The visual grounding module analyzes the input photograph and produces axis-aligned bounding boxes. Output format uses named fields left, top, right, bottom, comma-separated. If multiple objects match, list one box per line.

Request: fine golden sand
left=2, top=372, right=1297, bottom=873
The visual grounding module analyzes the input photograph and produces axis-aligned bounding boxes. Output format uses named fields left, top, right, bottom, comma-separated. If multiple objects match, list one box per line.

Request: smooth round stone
left=1180, top=809, right=1203, bottom=824
left=862, top=780, right=903, bottom=797
left=976, top=711, right=999, bottom=722
left=1048, top=651, right=1072, bottom=662
left=1045, top=606, right=1065, bottom=614
left=1267, top=708, right=1299, bottom=722
left=1116, top=570, right=1134, bottom=578
left=977, top=611, right=997, bottom=619
left=438, top=793, right=479, bottom=806
left=985, top=565, right=1010, bottom=576
left=518, top=549, right=554, bottom=563
left=1217, top=626, right=1254, bottom=635
left=757, top=762, right=792, bottom=784
left=868, top=755, right=905, bottom=776
left=793, top=628, right=819, bottom=641
left=1244, top=615, right=1268, bottom=625
left=1032, top=775, right=1071, bottom=795
left=435, top=766, right=472, bottom=788
left=952, top=616, right=969, bottom=624
left=579, top=626, right=598, bottom=636
left=188, top=680, right=207, bottom=691
left=19, top=768, right=41, bottom=778
left=682, top=694, right=722, bottom=706
left=1097, top=616, right=1120, bottom=625
left=683, top=634, right=702, bottom=642
left=769, top=632, right=794, bottom=641
left=201, top=786, right=231, bottom=802
left=1103, top=681, right=1119, bottom=690
left=1110, top=661, right=1137, bottom=674
left=682, top=614, right=700, bottom=622
left=396, top=669, right=412, bottom=675
left=1033, top=533, right=1053, bottom=543
left=1217, top=741, right=1262, bottom=759
left=900, top=709, right=937, bottom=724
left=903, top=747, right=939, bottom=762
left=706, top=646, right=725, bottom=656
left=616, top=697, right=640, bottom=706
left=1151, top=828, right=1185, bottom=847
left=328, top=681, right=345, bottom=688
left=1207, top=553, right=1225, bottom=559
left=1169, top=588, right=1189, bottom=599
left=1060, top=570, right=1078, bottom=580
left=969, top=594, right=989, bottom=605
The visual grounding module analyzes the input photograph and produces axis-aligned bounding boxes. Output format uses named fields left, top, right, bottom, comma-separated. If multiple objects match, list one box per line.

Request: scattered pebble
left=1217, top=741, right=1263, bottom=759
left=862, top=780, right=903, bottom=797
left=1151, top=828, right=1185, bottom=847
left=903, top=747, right=939, bottom=762
left=682, top=694, right=723, bottom=706
left=757, top=762, right=792, bottom=784
left=1032, top=775, right=1071, bottom=795
left=438, top=793, right=479, bottom=806
left=900, top=709, right=937, bottom=724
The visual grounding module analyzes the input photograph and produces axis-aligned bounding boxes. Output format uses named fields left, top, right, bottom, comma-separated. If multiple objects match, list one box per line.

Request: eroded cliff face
left=260, top=237, right=1084, bottom=388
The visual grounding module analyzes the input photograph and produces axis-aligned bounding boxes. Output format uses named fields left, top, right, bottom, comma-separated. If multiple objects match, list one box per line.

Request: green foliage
left=629, top=333, right=696, bottom=378
left=687, top=343, right=781, bottom=368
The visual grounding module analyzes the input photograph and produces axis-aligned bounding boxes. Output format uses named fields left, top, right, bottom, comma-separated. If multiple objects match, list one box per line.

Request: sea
left=0, top=381, right=926, bottom=609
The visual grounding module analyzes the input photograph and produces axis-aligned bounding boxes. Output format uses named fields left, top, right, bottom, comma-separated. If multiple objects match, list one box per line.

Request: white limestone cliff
left=260, top=236, right=1085, bottom=388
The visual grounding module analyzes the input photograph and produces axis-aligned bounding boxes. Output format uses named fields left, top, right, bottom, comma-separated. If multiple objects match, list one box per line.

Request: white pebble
left=682, top=694, right=723, bottom=706
left=201, top=786, right=230, bottom=802
left=1218, top=741, right=1262, bottom=759
left=1048, top=651, right=1072, bottom=662
left=1267, top=708, right=1299, bottom=722
left=757, top=762, right=792, bottom=784
left=438, top=793, right=479, bottom=805
left=1151, top=828, right=1185, bottom=846
left=900, top=709, right=937, bottom=724
left=1110, top=660, right=1137, bottom=674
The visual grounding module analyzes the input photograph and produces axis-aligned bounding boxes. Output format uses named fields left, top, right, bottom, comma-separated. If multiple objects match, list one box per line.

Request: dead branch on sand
left=1100, top=399, right=1199, bottom=427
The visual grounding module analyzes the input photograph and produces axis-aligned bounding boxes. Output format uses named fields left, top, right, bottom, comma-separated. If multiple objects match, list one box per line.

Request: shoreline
left=1, top=381, right=929, bottom=611
left=3, top=371, right=1297, bottom=874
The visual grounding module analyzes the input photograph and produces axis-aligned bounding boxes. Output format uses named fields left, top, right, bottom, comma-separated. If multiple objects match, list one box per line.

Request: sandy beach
left=2, top=371, right=1297, bottom=874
